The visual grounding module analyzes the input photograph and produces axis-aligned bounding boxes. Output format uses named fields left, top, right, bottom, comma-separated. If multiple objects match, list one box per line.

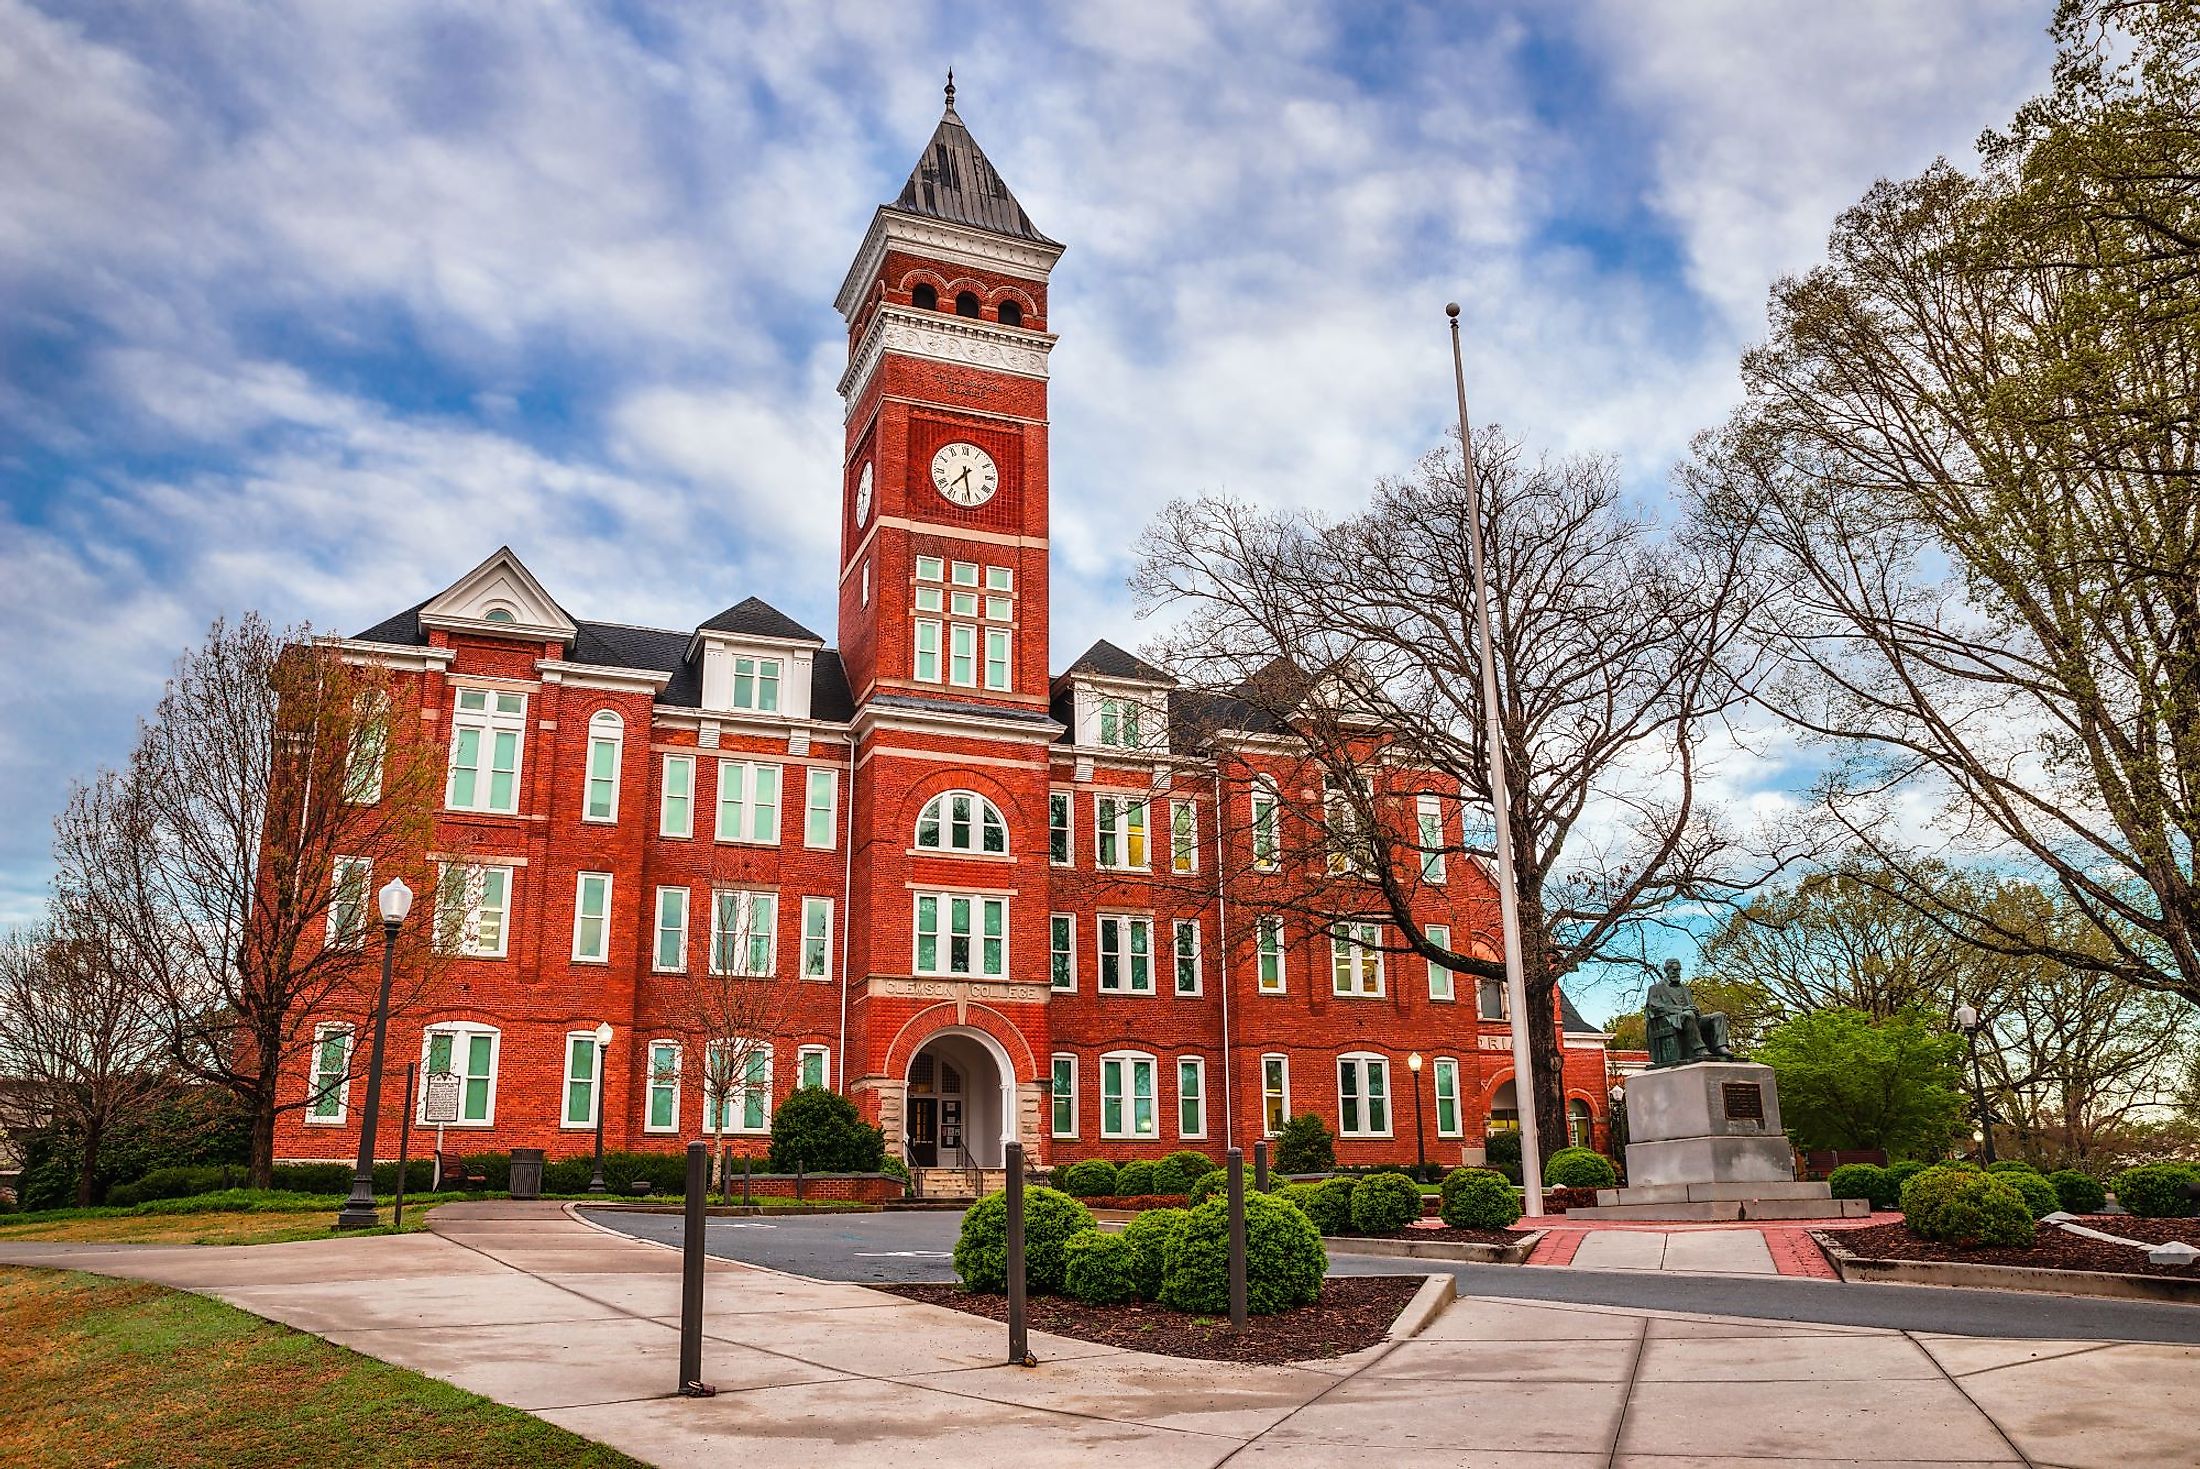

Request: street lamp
left=588, top=1021, right=614, bottom=1194
left=1406, top=1052, right=1426, bottom=1176
left=1953, top=1003, right=1997, bottom=1165
left=337, top=878, right=413, bottom=1230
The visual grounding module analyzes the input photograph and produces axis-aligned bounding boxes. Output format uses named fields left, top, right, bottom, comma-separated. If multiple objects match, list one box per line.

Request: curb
left=1816, top=1235, right=2200, bottom=1303
left=575, top=1200, right=885, bottom=1218
left=1326, top=1228, right=1546, bottom=1265
left=1387, top=1272, right=1456, bottom=1340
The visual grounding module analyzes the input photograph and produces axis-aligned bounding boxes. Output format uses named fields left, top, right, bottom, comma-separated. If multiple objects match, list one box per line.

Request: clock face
left=853, top=461, right=874, bottom=527
left=930, top=441, right=999, bottom=507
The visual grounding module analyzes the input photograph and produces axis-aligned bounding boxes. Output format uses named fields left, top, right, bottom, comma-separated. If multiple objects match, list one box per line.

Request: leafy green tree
left=1757, top=1008, right=1966, bottom=1158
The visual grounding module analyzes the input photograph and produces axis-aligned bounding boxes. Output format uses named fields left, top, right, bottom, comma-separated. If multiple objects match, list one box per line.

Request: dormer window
left=1098, top=698, right=1143, bottom=749
left=730, top=656, right=781, bottom=713
left=911, top=283, right=939, bottom=310
left=483, top=607, right=516, bottom=624
left=916, top=790, right=1008, bottom=854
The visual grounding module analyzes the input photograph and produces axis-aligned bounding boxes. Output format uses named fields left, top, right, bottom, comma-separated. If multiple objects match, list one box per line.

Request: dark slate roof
left=1559, top=988, right=1600, bottom=1035
left=1064, top=638, right=1175, bottom=685
left=353, top=601, right=430, bottom=647
left=891, top=81, right=1055, bottom=245
left=695, top=596, right=822, bottom=644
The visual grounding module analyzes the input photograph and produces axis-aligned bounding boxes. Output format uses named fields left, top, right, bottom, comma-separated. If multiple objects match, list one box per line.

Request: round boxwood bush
left=1113, top=1159, right=1159, bottom=1197
left=1158, top=1190, right=1326, bottom=1315
left=1440, top=1167, right=1522, bottom=1229
left=2001, top=1169, right=2060, bottom=1220
left=1987, top=1159, right=2041, bottom=1176
left=1187, top=1168, right=1229, bottom=1206
left=1483, top=1130, right=1524, bottom=1166
left=2048, top=1168, right=2107, bottom=1215
left=1058, top=1159, right=1119, bottom=1199
left=1063, top=1229, right=1137, bottom=1304
left=2112, top=1162, right=2200, bottom=1219
left=1885, top=1160, right=1929, bottom=1193
left=1349, top=1171, right=1423, bottom=1234
left=1153, top=1150, right=1215, bottom=1196
left=1828, top=1163, right=1896, bottom=1210
left=1900, top=1164, right=2035, bottom=1247
left=1543, top=1146, right=1618, bottom=1190
left=1121, top=1207, right=1189, bottom=1299
left=953, top=1187, right=1096, bottom=1293
left=1274, top=1114, right=1336, bottom=1175
left=1296, top=1176, right=1356, bottom=1235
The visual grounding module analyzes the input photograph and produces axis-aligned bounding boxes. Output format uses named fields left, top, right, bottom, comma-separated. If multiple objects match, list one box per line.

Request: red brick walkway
left=1523, top=1210, right=1900, bottom=1276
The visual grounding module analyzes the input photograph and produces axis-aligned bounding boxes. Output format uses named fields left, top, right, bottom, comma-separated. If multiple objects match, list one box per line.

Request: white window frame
left=1049, top=912, right=1075, bottom=993
left=706, top=1041, right=774, bottom=1135
left=583, top=710, right=623, bottom=823
left=800, top=896, right=833, bottom=981
left=1478, top=975, right=1509, bottom=1021
left=1261, top=1053, right=1290, bottom=1136
left=1337, top=1052, right=1394, bottom=1138
left=436, top=863, right=512, bottom=958
left=327, top=856, right=371, bottom=950
left=1099, top=1050, right=1159, bottom=1139
left=949, top=623, right=977, bottom=687
left=1097, top=913, right=1153, bottom=994
left=912, top=891, right=1009, bottom=978
left=345, top=690, right=387, bottom=805
left=1172, top=918, right=1202, bottom=996
left=1169, top=799, right=1197, bottom=874
left=305, top=1023, right=353, bottom=1124
left=804, top=767, right=837, bottom=849
left=562, top=1030, right=603, bottom=1129
left=730, top=654, right=783, bottom=714
left=914, top=619, right=941, bottom=682
left=418, top=1022, right=501, bottom=1127
left=1049, top=790, right=1072, bottom=865
left=983, top=626, right=1011, bottom=691
left=644, top=1039, right=682, bottom=1134
left=1050, top=1053, right=1078, bottom=1138
left=1256, top=916, right=1286, bottom=994
left=661, top=754, right=695, bottom=838
left=572, top=871, right=612, bottom=963
left=714, top=759, right=782, bottom=845
left=1176, top=1056, right=1207, bottom=1140
left=1098, top=697, right=1143, bottom=749
left=446, top=687, right=527, bottom=814
left=1433, top=1057, right=1462, bottom=1138
left=915, top=789, right=1010, bottom=855
left=1330, top=921, right=1385, bottom=997
left=1425, top=922, right=1455, bottom=1002
left=1250, top=780, right=1280, bottom=871
left=709, top=889, right=779, bottom=977
left=797, top=1044, right=830, bottom=1091
left=654, top=886, right=689, bottom=973
left=1094, top=793, right=1149, bottom=871
left=1417, top=794, right=1446, bottom=883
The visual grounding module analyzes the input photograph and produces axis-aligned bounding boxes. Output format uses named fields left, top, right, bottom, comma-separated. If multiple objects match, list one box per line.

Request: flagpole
left=1447, top=302, right=1544, bottom=1217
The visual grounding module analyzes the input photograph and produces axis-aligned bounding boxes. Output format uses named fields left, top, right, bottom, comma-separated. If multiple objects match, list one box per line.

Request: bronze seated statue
left=1645, top=959, right=1736, bottom=1068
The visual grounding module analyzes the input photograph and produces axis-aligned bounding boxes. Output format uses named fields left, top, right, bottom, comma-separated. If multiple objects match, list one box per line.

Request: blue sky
left=0, top=1, right=2057, bottom=1016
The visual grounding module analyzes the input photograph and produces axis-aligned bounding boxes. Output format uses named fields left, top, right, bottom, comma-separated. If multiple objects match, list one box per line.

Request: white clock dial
left=853, top=461, right=874, bottom=526
left=930, top=441, right=999, bottom=507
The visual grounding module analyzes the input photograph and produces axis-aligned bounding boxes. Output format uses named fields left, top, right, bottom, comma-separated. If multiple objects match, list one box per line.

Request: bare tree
left=657, top=887, right=798, bottom=1196
left=53, top=616, right=445, bottom=1186
left=1134, top=428, right=1784, bottom=1157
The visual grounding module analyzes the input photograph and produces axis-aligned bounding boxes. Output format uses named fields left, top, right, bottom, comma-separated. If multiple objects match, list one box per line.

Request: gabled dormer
left=1055, top=640, right=1176, bottom=754
left=690, top=597, right=826, bottom=722
left=416, top=546, right=577, bottom=646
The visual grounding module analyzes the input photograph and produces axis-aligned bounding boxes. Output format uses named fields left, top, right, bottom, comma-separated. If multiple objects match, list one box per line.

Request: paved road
left=582, top=1205, right=2200, bottom=1344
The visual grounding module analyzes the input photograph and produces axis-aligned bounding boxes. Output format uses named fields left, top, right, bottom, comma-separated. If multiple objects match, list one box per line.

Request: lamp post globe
left=337, top=878, right=411, bottom=1230
left=589, top=1023, right=615, bottom=1194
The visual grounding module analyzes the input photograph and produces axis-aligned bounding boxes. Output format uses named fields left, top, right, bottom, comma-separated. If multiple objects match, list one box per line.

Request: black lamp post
left=588, top=1021, right=614, bottom=1194
left=1953, top=1002, right=1998, bottom=1165
left=1407, top=1051, right=1427, bottom=1175
left=337, top=878, right=414, bottom=1230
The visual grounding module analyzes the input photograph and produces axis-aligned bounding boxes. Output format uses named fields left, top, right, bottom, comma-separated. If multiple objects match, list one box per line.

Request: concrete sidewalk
left=4, top=1200, right=2196, bottom=1467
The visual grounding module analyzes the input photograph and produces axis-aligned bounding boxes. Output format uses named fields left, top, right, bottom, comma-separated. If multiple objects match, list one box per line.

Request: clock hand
left=953, top=467, right=973, bottom=493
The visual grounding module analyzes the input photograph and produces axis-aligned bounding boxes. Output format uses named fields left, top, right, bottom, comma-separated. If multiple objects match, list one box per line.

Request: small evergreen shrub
left=1274, top=1114, right=1336, bottom=1175
left=768, top=1087, right=887, bottom=1174
left=1349, top=1170, right=1423, bottom=1234
left=1122, top=1207, right=1189, bottom=1299
left=1058, top=1159, right=1120, bottom=1198
left=2002, top=1170, right=2061, bottom=1220
left=1828, top=1163, right=1897, bottom=1210
left=1158, top=1190, right=1326, bottom=1315
left=1483, top=1130, right=1523, bottom=1166
left=2048, top=1168, right=2107, bottom=1215
left=879, top=1153, right=911, bottom=1188
left=1900, top=1164, right=2035, bottom=1247
left=541, top=1151, right=694, bottom=1195
left=952, top=1187, right=1096, bottom=1293
left=1885, top=1160, right=1929, bottom=1193
left=2112, top=1162, right=2200, bottom=1219
left=1187, top=1168, right=1229, bottom=1206
left=1114, top=1159, right=1159, bottom=1197
left=1543, top=1146, right=1618, bottom=1189
left=1987, top=1159, right=2042, bottom=1176
left=1153, top=1150, right=1216, bottom=1195
left=1290, top=1176, right=1356, bottom=1235
left=1439, top=1168, right=1522, bottom=1229
left=1063, top=1229, right=1137, bottom=1304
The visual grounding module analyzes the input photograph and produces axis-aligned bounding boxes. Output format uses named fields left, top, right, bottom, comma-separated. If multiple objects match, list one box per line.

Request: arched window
left=954, top=290, right=981, bottom=318
left=911, top=283, right=938, bottom=310
left=997, top=299, right=1023, bottom=327
left=583, top=710, right=622, bottom=822
left=483, top=606, right=516, bottom=623
left=1568, top=1096, right=1595, bottom=1148
left=916, top=789, right=1008, bottom=854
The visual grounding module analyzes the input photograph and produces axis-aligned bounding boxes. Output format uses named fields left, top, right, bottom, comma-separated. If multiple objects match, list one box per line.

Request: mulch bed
left=1833, top=1216, right=2200, bottom=1278
left=1372, top=1225, right=1534, bottom=1245
left=878, top=1274, right=1424, bottom=1365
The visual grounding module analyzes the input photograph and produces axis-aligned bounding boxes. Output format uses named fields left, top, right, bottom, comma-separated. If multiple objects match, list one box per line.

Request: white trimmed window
left=1051, top=1054, right=1077, bottom=1137
left=798, top=1044, right=830, bottom=1091
left=709, top=889, right=778, bottom=976
left=1417, top=795, right=1446, bottom=883
left=435, top=864, right=512, bottom=957
left=730, top=655, right=781, bottom=713
left=1098, top=698, right=1143, bottom=749
left=661, top=754, right=695, bottom=838
left=345, top=690, right=387, bottom=805
left=1100, top=1051, right=1158, bottom=1139
left=1095, top=794, right=1148, bottom=870
left=984, top=627, right=1011, bottom=691
left=915, top=619, right=941, bottom=682
left=805, top=767, right=837, bottom=848
left=951, top=559, right=978, bottom=586
left=327, top=856, right=371, bottom=950
left=1049, top=791, right=1071, bottom=865
left=916, top=555, right=944, bottom=582
left=654, top=886, right=689, bottom=972
left=1172, top=919, right=1202, bottom=996
left=584, top=710, right=623, bottom=822
left=1479, top=976, right=1509, bottom=1021
left=1337, top=1053, right=1393, bottom=1137
left=1426, top=923, right=1455, bottom=1002
left=446, top=688, right=526, bottom=813
left=420, top=1023, right=499, bottom=1125
left=949, top=623, right=977, bottom=686
left=861, top=559, right=871, bottom=606
left=913, top=892, right=1007, bottom=977
left=800, top=897, right=832, bottom=981
left=1331, top=921, right=1384, bottom=996
left=1324, top=775, right=1371, bottom=875
left=916, top=790, right=1008, bottom=854
left=572, top=872, right=611, bottom=963
left=704, top=1042, right=771, bottom=1134
left=1097, top=914, right=1153, bottom=994
left=715, top=760, right=781, bottom=844
left=563, top=1031, right=603, bottom=1127
left=1261, top=1054, right=1290, bottom=1135
left=644, top=1041, right=681, bottom=1133
left=1177, top=1057, right=1207, bottom=1139
left=1050, top=913, right=1075, bottom=992
left=1170, top=800, right=1197, bottom=874
left=1256, top=916, right=1286, bottom=993
left=1433, top=1057, right=1462, bottom=1137
left=306, top=1024, right=352, bottom=1123
left=1251, top=781, right=1280, bottom=870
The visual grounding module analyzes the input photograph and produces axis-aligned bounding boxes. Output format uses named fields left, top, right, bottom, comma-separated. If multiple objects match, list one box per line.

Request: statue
left=1645, top=958, right=1736, bottom=1068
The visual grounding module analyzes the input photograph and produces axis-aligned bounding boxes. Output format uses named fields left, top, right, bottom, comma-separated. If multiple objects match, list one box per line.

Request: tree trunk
left=75, top=1116, right=102, bottom=1207
left=247, top=1078, right=278, bottom=1190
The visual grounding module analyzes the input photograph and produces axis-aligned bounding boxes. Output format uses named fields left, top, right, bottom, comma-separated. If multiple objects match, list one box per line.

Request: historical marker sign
left=1721, top=1082, right=1765, bottom=1130
left=422, top=1072, right=463, bottom=1125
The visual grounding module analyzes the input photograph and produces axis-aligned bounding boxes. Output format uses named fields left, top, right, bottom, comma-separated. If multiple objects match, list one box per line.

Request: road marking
left=852, top=1250, right=953, bottom=1258
left=710, top=1222, right=777, bottom=1229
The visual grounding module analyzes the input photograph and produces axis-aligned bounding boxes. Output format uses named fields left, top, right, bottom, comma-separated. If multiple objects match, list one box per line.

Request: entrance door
left=909, top=1097, right=939, bottom=1167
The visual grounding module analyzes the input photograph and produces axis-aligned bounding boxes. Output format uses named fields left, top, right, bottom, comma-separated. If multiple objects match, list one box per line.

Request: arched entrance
left=902, top=1028, right=1013, bottom=1169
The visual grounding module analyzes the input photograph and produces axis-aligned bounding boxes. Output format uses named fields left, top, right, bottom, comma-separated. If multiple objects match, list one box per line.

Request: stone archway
left=901, top=1025, right=1016, bottom=1169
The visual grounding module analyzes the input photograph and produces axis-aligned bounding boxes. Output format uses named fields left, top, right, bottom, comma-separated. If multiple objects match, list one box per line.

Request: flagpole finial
left=945, top=68, right=956, bottom=113
left=1445, top=301, right=1461, bottom=319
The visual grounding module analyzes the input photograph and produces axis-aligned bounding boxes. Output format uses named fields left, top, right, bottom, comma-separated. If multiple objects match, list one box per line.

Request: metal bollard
left=1253, top=1139, right=1269, bottom=1194
left=1227, top=1146, right=1247, bottom=1329
left=393, top=1065, right=415, bottom=1232
left=741, top=1155, right=752, bottom=1207
left=1006, top=1141, right=1034, bottom=1366
left=679, top=1142, right=716, bottom=1397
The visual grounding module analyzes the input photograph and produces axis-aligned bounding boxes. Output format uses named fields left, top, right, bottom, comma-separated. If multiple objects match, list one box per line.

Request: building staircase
left=909, top=1166, right=1007, bottom=1202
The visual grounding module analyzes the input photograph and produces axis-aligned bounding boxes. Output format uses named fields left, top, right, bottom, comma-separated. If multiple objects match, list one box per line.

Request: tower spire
left=944, top=67, right=957, bottom=118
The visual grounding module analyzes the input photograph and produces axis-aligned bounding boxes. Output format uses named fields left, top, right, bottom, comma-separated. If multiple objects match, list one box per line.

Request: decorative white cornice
left=835, top=207, right=1065, bottom=321
left=838, top=305, right=1056, bottom=408
left=328, top=637, right=457, bottom=672
left=853, top=700, right=1064, bottom=746
left=534, top=660, right=670, bottom=694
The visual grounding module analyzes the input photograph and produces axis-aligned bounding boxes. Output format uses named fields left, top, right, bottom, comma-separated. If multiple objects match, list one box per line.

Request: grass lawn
left=0, top=1267, right=641, bottom=1467
left=0, top=1189, right=477, bottom=1246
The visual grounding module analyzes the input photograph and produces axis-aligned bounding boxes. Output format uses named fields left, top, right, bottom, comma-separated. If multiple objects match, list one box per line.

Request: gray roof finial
left=944, top=67, right=956, bottom=117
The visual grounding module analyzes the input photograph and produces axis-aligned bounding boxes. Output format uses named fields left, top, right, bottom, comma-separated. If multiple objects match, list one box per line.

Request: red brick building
left=276, top=89, right=1613, bottom=1181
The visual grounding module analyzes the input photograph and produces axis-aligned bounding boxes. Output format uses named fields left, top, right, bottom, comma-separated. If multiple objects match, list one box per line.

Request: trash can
left=509, top=1147, right=545, bottom=1200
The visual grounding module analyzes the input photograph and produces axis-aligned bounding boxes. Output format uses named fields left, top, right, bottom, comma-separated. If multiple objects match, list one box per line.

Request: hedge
left=1058, top=1159, right=1120, bottom=1199
left=2112, top=1162, right=2200, bottom=1219
left=1063, top=1230, right=1138, bottom=1304
left=1286, top=1176, right=1356, bottom=1235
left=953, top=1187, right=1095, bottom=1293
left=1884, top=1160, right=1929, bottom=1193
left=1348, top=1171, right=1423, bottom=1234
left=1900, top=1164, right=2034, bottom=1247
left=1827, top=1163, right=1897, bottom=1210
left=1543, top=1147, right=1618, bottom=1190
left=1113, top=1160, right=1159, bottom=1196
left=1483, top=1130, right=1523, bottom=1166
left=1187, top=1169, right=1228, bottom=1206
left=1158, top=1190, right=1326, bottom=1315
left=1439, top=1168, right=1522, bottom=1229
left=1153, top=1150, right=1217, bottom=1196
left=1122, top=1207, right=1189, bottom=1299
left=2047, top=1168, right=2107, bottom=1214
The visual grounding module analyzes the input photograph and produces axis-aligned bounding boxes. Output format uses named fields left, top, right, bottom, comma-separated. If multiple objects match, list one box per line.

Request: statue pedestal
left=1567, top=1061, right=1867, bottom=1222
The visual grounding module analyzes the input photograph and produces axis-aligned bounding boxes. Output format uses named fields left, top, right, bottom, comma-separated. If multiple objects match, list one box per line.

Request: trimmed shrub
left=2048, top=1168, right=2107, bottom=1215
left=1885, top=1160, right=1929, bottom=1193
left=1828, top=1163, right=1897, bottom=1210
left=1153, top=1150, right=1216, bottom=1196
left=1987, top=1159, right=2042, bottom=1176
left=1349, top=1171, right=1423, bottom=1234
left=1158, top=1190, right=1326, bottom=1315
left=1187, top=1169, right=1229, bottom=1206
left=879, top=1153, right=911, bottom=1189
left=953, top=1187, right=1096, bottom=1293
left=1439, top=1168, right=1523, bottom=1229
left=541, top=1151, right=693, bottom=1196
left=1274, top=1114, right=1336, bottom=1175
left=1058, top=1159, right=1120, bottom=1199
left=1900, top=1164, right=2035, bottom=1247
left=1483, top=1130, right=1523, bottom=1166
left=1543, top=1146, right=1618, bottom=1190
left=768, top=1087, right=887, bottom=1174
left=2112, top=1162, right=2200, bottom=1219
left=1114, top=1160, right=1159, bottom=1197
left=2001, top=1170, right=2061, bottom=1220
left=1063, top=1230, right=1138, bottom=1304
left=1122, top=1207, right=1189, bottom=1299
left=1288, top=1176, right=1356, bottom=1235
